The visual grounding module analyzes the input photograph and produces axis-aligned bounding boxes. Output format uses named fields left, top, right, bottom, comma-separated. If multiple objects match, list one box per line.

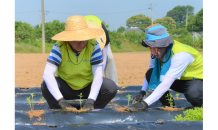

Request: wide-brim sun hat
left=141, top=25, right=174, bottom=48
left=86, top=21, right=106, bottom=50
left=51, top=15, right=104, bottom=45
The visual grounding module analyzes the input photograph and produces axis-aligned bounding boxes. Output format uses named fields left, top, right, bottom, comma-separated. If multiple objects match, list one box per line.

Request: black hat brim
left=142, top=36, right=174, bottom=48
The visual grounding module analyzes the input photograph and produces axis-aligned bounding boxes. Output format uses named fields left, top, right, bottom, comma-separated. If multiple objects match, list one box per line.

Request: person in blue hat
left=125, top=25, right=203, bottom=112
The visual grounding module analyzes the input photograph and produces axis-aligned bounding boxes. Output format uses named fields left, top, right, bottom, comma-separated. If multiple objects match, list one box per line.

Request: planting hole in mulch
left=117, top=91, right=128, bottom=93
left=157, top=106, right=185, bottom=112
left=64, top=107, right=90, bottom=113
left=26, top=110, right=44, bottom=121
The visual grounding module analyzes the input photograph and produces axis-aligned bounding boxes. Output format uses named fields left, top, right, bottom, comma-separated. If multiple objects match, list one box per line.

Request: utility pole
left=186, top=8, right=188, bottom=28
left=41, top=0, right=45, bottom=53
left=39, top=14, right=40, bottom=27
left=148, top=3, right=153, bottom=27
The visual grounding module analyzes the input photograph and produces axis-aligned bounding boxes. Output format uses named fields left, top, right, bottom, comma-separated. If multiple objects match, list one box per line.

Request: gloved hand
left=125, top=100, right=148, bottom=112
left=58, top=98, right=75, bottom=109
left=131, top=90, right=146, bottom=104
left=82, top=99, right=95, bottom=110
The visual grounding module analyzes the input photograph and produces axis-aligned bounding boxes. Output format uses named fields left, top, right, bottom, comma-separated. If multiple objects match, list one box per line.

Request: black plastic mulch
left=15, top=86, right=203, bottom=130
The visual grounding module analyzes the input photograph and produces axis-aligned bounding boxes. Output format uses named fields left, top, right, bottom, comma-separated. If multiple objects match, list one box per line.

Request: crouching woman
left=41, top=15, right=117, bottom=111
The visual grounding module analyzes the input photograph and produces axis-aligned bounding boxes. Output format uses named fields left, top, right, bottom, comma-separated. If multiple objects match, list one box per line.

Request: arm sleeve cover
left=43, top=64, right=63, bottom=100
left=88, top=65, right=103, bottom=100
left=144, top=76, right=175, bottom=106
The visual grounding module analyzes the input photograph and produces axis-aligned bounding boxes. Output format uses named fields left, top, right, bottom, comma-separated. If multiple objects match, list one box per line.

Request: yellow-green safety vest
left=56, top=39, right=96, bottom=90
left=171, top=40, right=203, bottom=80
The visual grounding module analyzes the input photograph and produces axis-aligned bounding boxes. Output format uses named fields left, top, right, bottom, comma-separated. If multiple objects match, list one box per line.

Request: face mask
left=156, top=44, right=172, bottom=63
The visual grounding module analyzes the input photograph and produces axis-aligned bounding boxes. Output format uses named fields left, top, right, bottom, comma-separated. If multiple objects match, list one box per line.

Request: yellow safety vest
left=56, top=40, right=96, bottom=90
left=171, top=40, right=203, bottom=80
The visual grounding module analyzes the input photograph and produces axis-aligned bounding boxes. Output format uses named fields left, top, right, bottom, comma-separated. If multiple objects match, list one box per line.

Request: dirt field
left=15, top=52, right=203, bottom=88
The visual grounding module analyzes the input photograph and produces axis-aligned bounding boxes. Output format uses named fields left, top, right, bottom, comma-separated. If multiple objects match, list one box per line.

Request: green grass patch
left=15, top=40, right=53, bottom=53
left=172, top=107, right=203, bottom=121
left=15, top=39, right=202, bottom=53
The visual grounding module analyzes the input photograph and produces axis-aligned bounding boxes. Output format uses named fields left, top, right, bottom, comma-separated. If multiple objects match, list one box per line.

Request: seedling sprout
left=126, top=94, right=132, bottom=105
left=146, top=92, right=150, bottom=98
left=175, top=93, right=180, bottom=99
left=40, top=97, right=45, bottom=102
left=78, top=93, right=84, bottom=109
left=166, top=93, right=174, bottom=108
left=26, top=93, right=35, bottom=111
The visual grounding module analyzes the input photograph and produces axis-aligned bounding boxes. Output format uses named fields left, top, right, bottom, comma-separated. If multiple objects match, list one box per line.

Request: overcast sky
left=15, top=0, right=203, bottom=31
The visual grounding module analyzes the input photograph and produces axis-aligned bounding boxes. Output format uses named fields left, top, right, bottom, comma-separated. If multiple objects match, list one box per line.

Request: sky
left=15, top=0, right=203, bottom=31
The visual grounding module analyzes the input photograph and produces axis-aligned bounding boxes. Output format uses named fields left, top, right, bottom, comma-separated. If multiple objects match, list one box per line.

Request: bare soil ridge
left=15, top=52, right=203, bottom=88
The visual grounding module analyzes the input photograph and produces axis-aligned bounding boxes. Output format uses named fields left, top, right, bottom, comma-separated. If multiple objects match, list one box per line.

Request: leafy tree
left=181, top=14, right=196, bottom=28
left=187, top=8, right=203, bottom=32
left=153, top=17, right=176, bottom=31
left=126, top=14, right=151, bottom=30
left=44, top=20, right=65, bottom=43
left=169, top=28, right=189, bottom=35
left=166, top=5, right=194, bottom=28
left=117, top=26, right=126, bottom=33
left=15, top=21, right=35, bottom=41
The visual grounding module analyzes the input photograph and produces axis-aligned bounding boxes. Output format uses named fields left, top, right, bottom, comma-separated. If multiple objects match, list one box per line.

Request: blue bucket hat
left=142, top=25, right=174, bottom=48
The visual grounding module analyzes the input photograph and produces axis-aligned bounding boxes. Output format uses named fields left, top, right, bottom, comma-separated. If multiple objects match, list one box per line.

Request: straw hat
left=51, top=15, right=104, bottom=44
left=86, top=21, right=106, bottom=50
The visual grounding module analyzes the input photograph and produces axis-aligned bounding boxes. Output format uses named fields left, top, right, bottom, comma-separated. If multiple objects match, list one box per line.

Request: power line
left=16, top=8, right=149, bottom=15
left=154, top=4, right=166, bottom=17
left=16, top=11, right=41, bottom=14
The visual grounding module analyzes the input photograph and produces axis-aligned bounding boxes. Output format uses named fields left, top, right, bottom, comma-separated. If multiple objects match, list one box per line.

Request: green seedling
left=146, top=92, right=150, bottom=98
left=26, top=96, right=31, bottom=110
left=126, top=94, right=132, bottom=105
left=40, top=97, right=45, bottom=102
left=166, top=93, right=174, bottom=108
left=26, top=93, right=35, bottom=111
left=78, top=93, right=84, bottom=109
left=175, top=93, right=180, bottom=99
left=122, top=81, right=124, bottom=84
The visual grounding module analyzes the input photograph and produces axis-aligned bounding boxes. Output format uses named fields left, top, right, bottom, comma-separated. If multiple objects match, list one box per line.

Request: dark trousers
left=146, top=68, right=203, bottom=107
left=41, top=77, right=118, bottom=109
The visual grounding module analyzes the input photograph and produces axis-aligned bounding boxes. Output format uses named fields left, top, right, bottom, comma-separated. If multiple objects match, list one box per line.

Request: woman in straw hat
left=84, top=15, right=118, bottom=86
left=41, top=15, right=118, bottom=111
left=125, top=25, right=203, bottom=112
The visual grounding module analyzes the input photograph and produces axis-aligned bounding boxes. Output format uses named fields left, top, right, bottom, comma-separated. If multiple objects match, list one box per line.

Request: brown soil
left=110, top=99, right=118, bottom=102
left=174, top=98, right=184, bottom=99
left=157, top=106, right=185, bottom=112
left=32, top=122, right=47, bottom=125
left=15, top=52, right=203, bottom=88
left=117, top=91, right=127, bottom=93
left=26, top=110, right=44, bottom=120
left=110, top=103, right=131, bottom=113
left=35, top=101, right=46, bottom=105
left=64, top=107, right=90, bottom=113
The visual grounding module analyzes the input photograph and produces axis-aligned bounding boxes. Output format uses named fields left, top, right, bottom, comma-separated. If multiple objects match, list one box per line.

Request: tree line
left=15, top=5, right=203, bottom=49
left=118, top=5, right=203, bottom=35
